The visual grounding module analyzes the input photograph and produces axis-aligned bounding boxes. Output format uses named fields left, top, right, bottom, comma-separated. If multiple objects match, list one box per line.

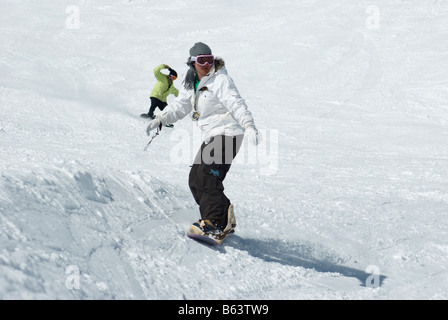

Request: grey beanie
left=189, top=42, right=212, bottom=56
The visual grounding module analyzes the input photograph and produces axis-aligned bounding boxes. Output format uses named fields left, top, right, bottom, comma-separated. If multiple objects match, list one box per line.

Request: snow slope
left=1, top=0, right=448, bottom=299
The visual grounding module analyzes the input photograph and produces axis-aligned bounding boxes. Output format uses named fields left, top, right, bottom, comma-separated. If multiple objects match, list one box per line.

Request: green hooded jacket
left=150, top=64, right=179, bottom=102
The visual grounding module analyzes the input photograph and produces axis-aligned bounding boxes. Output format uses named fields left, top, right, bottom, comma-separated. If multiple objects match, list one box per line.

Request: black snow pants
left=189, top=135, right=243, bottom=227
left=148, top=97, right=168, bottom=117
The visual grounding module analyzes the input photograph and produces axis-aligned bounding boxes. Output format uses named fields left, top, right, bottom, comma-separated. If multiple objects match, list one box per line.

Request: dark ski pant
left=148, top=97, right=167, bottom=117
left=189, top=135, right=243, bottom=227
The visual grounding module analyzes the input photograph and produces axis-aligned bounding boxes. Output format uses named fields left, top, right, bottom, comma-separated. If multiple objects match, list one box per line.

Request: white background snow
left=1, top=0, right=448, bottom=300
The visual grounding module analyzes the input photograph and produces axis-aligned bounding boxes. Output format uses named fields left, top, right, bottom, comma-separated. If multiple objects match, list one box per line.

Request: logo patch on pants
left=209, top=169, right=220, bottom=177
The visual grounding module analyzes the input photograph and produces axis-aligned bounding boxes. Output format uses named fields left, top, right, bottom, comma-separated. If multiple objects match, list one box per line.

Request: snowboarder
left=141, top=64, right=179, bottom=120
left=145, top=42, right=261, bottom=241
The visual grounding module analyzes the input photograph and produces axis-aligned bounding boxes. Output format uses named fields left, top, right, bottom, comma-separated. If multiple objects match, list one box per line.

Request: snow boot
left=222, top=204, right=236, bottom=234
left=189, top=205, right=236, bottom=236
left=190, top=219, right=224, bottom=236
left=140, top=113, right=155, bottom=119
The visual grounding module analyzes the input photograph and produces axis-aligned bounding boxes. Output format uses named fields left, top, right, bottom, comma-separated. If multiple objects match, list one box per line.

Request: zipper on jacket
left=193, top=86, right=208, bottom=112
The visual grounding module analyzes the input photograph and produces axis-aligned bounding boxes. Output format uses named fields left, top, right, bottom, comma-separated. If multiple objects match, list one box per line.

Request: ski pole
left=143, top=124, right=162, bottom=151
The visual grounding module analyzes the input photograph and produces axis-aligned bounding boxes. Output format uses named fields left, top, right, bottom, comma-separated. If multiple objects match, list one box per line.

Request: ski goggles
left=191, top=55, right=214, bottom=67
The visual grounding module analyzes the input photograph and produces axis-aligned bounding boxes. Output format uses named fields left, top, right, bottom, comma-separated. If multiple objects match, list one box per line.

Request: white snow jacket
left=160, top=59, right=256, bottom=143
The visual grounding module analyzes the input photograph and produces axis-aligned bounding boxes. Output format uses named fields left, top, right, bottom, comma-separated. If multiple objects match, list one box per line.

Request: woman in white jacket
left=146, top=42, right=261, bottom=239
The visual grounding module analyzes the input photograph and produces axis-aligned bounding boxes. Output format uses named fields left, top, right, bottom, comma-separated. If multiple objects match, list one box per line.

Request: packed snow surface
left=1, top=0, right=448, bottom=299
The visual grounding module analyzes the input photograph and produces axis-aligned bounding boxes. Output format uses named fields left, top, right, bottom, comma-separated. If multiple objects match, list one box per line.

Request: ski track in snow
left=1, top=0, right=448, bottom=299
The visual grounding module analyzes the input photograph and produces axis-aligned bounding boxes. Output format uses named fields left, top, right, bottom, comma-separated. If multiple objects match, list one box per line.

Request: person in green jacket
left=141, top=64, right=179, bottom=120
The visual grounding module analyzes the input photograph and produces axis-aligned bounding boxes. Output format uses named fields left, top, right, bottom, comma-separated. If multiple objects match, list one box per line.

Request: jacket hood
left=214, top=57, right=225, bottom=72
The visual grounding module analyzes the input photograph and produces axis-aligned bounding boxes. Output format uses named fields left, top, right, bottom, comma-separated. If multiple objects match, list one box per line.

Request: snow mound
left=0, top=163, right=192, bottom=299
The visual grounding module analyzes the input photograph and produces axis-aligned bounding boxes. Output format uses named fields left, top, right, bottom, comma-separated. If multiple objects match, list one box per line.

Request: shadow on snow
left=225, top=235, right=386, bottom=287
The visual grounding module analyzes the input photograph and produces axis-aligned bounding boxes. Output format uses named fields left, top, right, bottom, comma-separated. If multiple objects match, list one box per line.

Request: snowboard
left=187, top=228, right=233, bottom=246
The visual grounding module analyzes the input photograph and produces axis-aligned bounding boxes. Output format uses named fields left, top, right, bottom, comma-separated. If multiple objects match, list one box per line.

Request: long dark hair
left=183, top=57, right=196, bottom=90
